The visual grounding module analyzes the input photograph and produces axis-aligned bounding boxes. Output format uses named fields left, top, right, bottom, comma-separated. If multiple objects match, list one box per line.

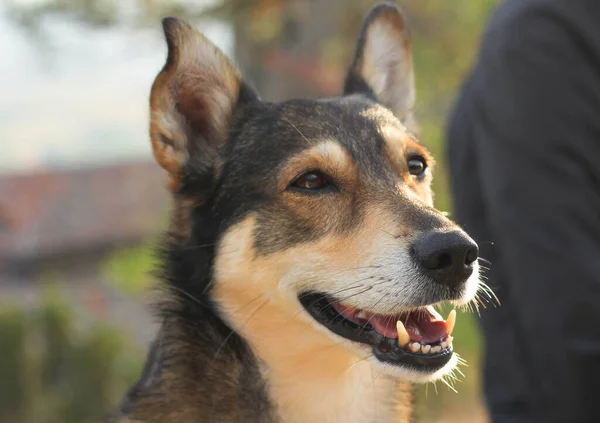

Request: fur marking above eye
left=407, top=157, right=427, bottom=177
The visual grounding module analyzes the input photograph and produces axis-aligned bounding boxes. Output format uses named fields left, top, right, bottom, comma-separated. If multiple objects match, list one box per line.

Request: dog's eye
left=408, top=157, right=427, bottom=177
left=290, top=171, right=331, bottom=191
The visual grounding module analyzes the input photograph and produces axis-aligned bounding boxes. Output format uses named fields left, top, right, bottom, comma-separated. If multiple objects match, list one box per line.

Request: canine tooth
left=441, top=341, right=449, bottom=349
left=396, top=321, right=411, bottom=347
left=356, top=310, right=368, bottom=320
left=446, top=335, right=454, bottom=344
left=422, top=344, right=431, bottom=354
left=431, top=346, right=442, bottom=354
left=409, top=342, right=421, bottom=353
left=446, top=309, right=457, bottom=335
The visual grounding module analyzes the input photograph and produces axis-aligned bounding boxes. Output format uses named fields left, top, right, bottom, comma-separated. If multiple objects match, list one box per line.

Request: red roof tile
left=0, top=162, right=170, bottom=261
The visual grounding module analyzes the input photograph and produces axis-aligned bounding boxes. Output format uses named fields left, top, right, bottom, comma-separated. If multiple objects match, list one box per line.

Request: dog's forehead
left=235, top=96, right=411, bottom=167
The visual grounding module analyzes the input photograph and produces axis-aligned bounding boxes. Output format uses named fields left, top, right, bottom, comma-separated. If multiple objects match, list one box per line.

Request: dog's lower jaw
left=212, top=289, right=414, bottom=423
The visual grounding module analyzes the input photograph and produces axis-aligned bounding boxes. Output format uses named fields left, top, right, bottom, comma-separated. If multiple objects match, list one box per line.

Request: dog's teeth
left=356, top=310, right=368, bottom=320
left=422, top=344, right=431, bottom=354
left=409, top=342, right=421, bottom=353
left=446, top=309, right=456, bottom=335
left=396, top=321, right=411, bottom=347
left=446, top=335, right=454, bottom=344
left=431, top=345, right=442, bottom=354
left=441, top=341, right=449, bottom=349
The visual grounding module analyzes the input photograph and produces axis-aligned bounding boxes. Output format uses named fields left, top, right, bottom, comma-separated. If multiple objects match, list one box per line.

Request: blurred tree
left=0, top=287, right=143, bottom=423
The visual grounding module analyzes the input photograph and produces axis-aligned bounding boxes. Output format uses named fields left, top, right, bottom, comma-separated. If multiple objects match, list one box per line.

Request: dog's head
left=150, top=4, right=479, bottom=382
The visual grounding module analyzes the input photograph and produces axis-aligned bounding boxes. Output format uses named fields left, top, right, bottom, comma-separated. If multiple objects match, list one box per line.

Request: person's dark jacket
left=447, top=1, right=600, bottom=422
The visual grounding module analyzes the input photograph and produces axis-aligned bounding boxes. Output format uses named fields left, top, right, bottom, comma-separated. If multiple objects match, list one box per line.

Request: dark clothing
left=447, top=1, right=600, bottom=423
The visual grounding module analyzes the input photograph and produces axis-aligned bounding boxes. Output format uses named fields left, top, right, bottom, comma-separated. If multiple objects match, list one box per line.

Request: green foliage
left=407, top=0, right=499, bottom=214
left=0, top=287, right=143, bottom=423
left=104, top=243, right=157, bottom=296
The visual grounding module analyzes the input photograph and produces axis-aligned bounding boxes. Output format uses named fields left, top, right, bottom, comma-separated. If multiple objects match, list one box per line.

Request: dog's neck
left=133, top=305, right=410, bottom=423
left=119, top=303, right=412, bottom=423
left=212, top=279, right=412, bottom=423
left=255, top=340, right=408, bottom=423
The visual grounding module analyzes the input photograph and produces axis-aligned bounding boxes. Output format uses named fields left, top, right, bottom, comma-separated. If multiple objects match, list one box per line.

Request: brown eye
left=408, top=157, right=427, bottom=177
left=290, top=171, right=332, bottom=191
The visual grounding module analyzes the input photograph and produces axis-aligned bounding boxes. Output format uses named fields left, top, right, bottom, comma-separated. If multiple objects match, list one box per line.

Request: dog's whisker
left=175, top=242, right=219, bottom=250
left=357, top=293, right=389, bottom=335
left=376, top=227, right=398, bottom=238
left=283, top=118, right=310, bottom=144
left=345, top=354, right=373, bottom=372
left=454, top=365, right=466, bottom=379
left=169, top=285, right=206, bottom=307
left=477, top=280, right=500, bottom=306
left=328, top=265, right=383, bottom=276
left=230, top=293, right=267, bottom=315
left=439, top=374, right=458, bottom=393
left=336, top=286, right=375, bottom=303
left=292, top=277, right=382, bottom=320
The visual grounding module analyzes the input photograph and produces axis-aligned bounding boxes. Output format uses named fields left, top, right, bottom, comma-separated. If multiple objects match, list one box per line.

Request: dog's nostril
left=423, top=251, right=453, bottom=271
left=436, top=252, right=453, bottom=270
left=465, top=246, right=478, bottom=266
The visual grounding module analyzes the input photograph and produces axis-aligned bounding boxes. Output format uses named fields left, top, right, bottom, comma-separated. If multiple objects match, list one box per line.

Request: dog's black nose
left=411, top=230, right=478, bottom=287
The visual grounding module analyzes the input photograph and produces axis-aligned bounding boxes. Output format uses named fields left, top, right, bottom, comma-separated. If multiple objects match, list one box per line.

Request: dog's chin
left=367, top=351, right=458, bottom=383
left=297, top=287, right=471, bottom=382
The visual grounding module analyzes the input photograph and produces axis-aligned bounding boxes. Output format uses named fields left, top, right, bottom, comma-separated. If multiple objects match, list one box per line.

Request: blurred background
left=0, top=1, right=500, bottom=422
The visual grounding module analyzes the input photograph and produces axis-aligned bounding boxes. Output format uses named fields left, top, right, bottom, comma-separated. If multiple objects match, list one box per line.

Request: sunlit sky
left=0, top=1, right=232, bottom=174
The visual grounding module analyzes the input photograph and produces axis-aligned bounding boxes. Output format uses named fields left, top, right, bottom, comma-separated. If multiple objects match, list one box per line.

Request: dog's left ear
left=344, top=3, right=416, bottom=130
left=150, top=18, right=259, bottom=193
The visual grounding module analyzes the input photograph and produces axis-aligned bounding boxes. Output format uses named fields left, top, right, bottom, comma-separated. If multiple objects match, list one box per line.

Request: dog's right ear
left=150, top=18, right=259, bottom=193
left=344, top=4, right=416, bottom=131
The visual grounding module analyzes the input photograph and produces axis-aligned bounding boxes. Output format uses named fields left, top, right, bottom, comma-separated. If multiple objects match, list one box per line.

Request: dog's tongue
left=370, top=312, right=447, bottom=343
left=331, top=302, right=449, bottom=343
left=404, top=314, right=448, bottom=343
left=369, top=315, right=401, bottom=339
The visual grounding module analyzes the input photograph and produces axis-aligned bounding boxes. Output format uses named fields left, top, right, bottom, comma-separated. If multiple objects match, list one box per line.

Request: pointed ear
left=150, top=18, right=259, bottom=192
left=344, top=4, right=416, bottom=130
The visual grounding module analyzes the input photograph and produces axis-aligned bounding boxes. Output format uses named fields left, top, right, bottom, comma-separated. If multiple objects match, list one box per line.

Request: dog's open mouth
left=299, top=292, right=456, bottom=371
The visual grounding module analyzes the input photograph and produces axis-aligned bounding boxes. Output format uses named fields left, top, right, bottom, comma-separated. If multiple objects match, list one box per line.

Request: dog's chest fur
left=117, top=320, right=411, bottom=423
left=263, top=360, right=403, bottom=423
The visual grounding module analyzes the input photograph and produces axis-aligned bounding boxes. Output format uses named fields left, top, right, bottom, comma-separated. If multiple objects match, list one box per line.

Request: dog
left=115, top=3, right=481, bottom=423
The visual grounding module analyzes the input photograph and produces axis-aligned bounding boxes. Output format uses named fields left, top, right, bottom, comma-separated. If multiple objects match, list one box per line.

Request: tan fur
left=380, top=124, right=435, bottom=207
left=276, top=140, right=360, bottom=234
left=213, top=216, right=413, bottom=423
left=278, top=140, right=358, bottom=191
left=381, top=124, right=410, bottom=176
